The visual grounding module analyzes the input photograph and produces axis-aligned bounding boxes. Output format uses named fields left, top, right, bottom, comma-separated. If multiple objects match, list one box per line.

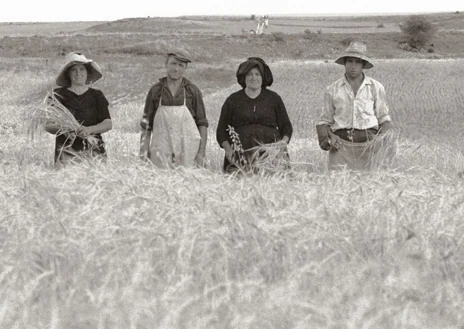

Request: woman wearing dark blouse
left=216, top=57, right=293, bottom=172
left=45, top=52, right=112, bottom=164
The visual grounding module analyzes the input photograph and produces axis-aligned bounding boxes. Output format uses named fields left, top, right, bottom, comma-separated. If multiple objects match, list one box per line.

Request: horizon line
left=0, top=10, right=460, bottom=24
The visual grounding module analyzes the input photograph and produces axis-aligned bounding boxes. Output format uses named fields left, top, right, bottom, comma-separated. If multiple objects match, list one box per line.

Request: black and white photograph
left=1, top=0, right=463, bottom=328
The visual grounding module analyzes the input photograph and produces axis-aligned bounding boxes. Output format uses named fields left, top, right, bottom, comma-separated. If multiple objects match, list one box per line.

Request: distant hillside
left=0, top=12, right=462, bottom=62
left=0, top=21, right=104, bottom=37
left=87, top=17, right=240, bottom=35
left=0, top=12, right=461, bottom=38
left=86, top=12, right=464, bottom=35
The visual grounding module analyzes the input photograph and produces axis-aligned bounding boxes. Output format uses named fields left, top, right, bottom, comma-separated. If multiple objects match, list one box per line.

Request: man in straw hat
left=316, top=41, right=393, bottom=171
left=140, top=49, right=208, bottom=168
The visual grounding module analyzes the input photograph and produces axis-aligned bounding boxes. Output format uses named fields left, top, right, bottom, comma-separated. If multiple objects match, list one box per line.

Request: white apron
left=149, top=89, right=201, bottom=168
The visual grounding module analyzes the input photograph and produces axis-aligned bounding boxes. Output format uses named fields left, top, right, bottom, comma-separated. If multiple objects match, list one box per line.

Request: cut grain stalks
left=364, top=129, right=399, bottom=170
left=227, top=125, right=291, bottom=175
left=247, top=141, right=291, bottom=175
left=27, top=91, right=100, bottom=156
left=227, top=125, right=250, bottom=172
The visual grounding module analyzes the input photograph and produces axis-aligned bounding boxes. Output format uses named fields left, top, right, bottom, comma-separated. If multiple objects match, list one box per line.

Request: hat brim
left=335, top=53, right=374, bottom=69
left=55, top=60, right=103, bottom=87
left=167, top=52, right=192, bottom=63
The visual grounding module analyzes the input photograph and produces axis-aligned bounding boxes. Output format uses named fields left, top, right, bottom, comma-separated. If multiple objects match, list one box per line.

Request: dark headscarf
left=236, top=57, right=273, bottom=89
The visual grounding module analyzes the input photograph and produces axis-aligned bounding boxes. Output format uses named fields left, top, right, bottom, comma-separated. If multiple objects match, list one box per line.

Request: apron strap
left=158, top=87, right=186, bottom=106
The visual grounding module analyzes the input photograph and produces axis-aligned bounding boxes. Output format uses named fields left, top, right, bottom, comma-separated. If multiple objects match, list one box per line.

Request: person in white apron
left=148, top=89, right=201, bottom=168
left=139, top=50, right=208, bottom=168
left=316, top=41, right=394, bottom=171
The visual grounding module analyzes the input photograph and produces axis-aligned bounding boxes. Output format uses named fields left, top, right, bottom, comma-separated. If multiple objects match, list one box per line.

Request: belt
left=333, top=128, right=378, bottom=143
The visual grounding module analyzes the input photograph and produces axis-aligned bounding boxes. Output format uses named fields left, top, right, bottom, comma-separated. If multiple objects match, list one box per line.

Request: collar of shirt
left=159, top=77, right=192, bottom=88
left=340, top=74, right=373, bottom=92
left=158, top=77, right=193, bottom=99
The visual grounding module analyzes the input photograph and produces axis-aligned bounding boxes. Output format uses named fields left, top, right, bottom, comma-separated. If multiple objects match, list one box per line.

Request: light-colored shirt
left=318, top=75, right=391, bottom=131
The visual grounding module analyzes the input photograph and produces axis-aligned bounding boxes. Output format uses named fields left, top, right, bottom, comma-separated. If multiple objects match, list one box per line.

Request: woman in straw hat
left=44, top=52, right=112, bottom=164
left=316, top=41, right=393, bottom=171
left=216, top=57, right=293, bottom=173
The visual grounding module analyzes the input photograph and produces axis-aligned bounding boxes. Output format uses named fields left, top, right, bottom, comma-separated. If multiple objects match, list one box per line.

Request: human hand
left=43, top=122, right=61, bottom=135
left=66, top=130, right=77, bottom=140
left=195, top=152, right=206, bottom=167
left=277, top=136, right=289, bottom=150
left=225, top=147, right=234, bottom=163
left=378, top=121, right=393, bottom=135
left=328, top=133, right=342, bottom=151
left=44, top=121, right=60, bottom=130
left=139, top=130, right=151, bottom=161
left=319, top=137, right=330, bottom=151
left=140, top=118, right=150, bottom=130
left=316, top=125, right=331, bottom=151
left=77, top=126, right=92, bottom=137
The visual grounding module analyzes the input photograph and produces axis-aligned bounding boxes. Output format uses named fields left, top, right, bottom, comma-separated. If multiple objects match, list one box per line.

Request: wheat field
left=1, top=56, right=464, bottom=328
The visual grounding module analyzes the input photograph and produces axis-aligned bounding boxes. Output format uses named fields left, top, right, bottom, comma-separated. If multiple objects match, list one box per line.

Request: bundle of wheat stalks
left=227, top=125, right=290, bottom=174
left=227, top=125, right=249, bottom=170
left=27, top=92, right=99, bottom=148
left=366, top=129, right=399, bottom=169
left=248, top=141, right=290, bottom=173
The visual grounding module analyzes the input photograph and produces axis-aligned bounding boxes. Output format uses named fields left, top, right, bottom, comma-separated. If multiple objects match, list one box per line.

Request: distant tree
left=302, top=29, right=312, bottom=39
left=250, top=14, right=256, bottom=21
left=399, top=15, right=437, bottom=49
left=340, top=37, right=354, bottom=47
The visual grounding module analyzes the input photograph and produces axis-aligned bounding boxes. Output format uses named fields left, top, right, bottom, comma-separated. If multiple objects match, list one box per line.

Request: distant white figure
left=255, top=15, right=269, bottom=34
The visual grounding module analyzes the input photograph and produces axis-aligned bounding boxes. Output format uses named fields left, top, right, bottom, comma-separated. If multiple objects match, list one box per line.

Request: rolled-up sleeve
left=374, top=83, right=391, bottom=124
left=190, top=85, right=208, bottom=128
left=318, top=89, right=335, bottom=126
left=141, top=86, right=158, bottom=131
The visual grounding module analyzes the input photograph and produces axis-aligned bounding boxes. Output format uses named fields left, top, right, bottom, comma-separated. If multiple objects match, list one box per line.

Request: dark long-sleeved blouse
left=216, top=88, right=293, bottom=170
left=141, top=77, right=208, bottom=130
left=53, top=87, right=111, bottom=162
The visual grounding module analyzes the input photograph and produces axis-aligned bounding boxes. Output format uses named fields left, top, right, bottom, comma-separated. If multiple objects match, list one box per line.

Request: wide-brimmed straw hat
left=335, top=41, right=374, bottom=69
left=55, top=52, right=103, bottom=87
left=167, top=49, right=192, bottom=63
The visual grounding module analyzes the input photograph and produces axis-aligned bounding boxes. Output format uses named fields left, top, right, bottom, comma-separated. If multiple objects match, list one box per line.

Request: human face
left=245, top=67, right=262, bottom=91
left=165, top=56, right=188, bottom=81
left=344, top=57, right=364, bottom=80
left=68, top=64, right=88, bottom=86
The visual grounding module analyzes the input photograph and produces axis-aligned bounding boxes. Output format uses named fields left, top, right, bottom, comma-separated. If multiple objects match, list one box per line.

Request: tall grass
left=2, top=58, right=464, bottom=328
left=2, top=157, right=464, bottom=328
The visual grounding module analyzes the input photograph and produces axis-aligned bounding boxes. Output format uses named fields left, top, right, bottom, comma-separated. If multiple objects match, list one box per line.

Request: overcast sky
left=1, top=0, right=462, bottom=22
